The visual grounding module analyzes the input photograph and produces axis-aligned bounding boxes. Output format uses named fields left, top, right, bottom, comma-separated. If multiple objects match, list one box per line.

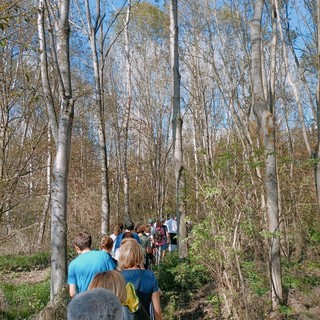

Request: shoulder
left=143, top=269, right=156, bottom=278
left=141, top=270, right=159, bottom=291
left=133, top=233, right=141, bottom=243
left=139, top=270, right=157, bottom=284
left=116, top=233, right=124, bottom=242
left=121, top=269, right=138, bottom=282
left=87, top=250, right=112, bottom=261
left=89, top=250, right=106, bottom=257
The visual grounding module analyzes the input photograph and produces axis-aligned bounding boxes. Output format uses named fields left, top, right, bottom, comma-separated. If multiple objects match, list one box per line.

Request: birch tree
left=38, top=0, right=74, bottom=298
left=316, top=0, right=320, bottom=210
left=170, top=0, right=187, bottom=258
left=251, top=0, right=283, bottom=309
left=122, top=0, right=132, bottom=221
left=81, top=0, right=111, bottom=234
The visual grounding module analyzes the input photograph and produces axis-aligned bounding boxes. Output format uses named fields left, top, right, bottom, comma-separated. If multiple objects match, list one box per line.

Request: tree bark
left=316, top=0, right=320, bottom=210
left=38, top=0, right=74, bottom=299
left=170, top=0, right=187, bottom=258
left=123, top=1, right=132, bottom=222
left=37, top=126, right=51, bottom=246
left=83, top=0, right=111, bottom=234
left=251, top=0, right=283, bottom=309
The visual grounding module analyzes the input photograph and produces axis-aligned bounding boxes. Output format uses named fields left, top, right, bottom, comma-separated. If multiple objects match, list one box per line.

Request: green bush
left=282, top=259, right=320, bottom=291
left=241, top=261, right=269, bottom=296
left=155, top=251, right=208, bottom=317
left=156, top=251, right=209, bottom=293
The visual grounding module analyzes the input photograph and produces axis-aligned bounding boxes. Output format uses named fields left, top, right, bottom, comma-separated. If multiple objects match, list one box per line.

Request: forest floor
left=0, top=268, right=50, bottom=286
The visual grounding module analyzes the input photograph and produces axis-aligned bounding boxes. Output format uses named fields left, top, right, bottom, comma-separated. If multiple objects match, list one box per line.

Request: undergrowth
left=0, top=252, right=50, bottom=272
left=282, top=258, right=320, bottom=292
left=155, top=251, right=209, bottom=319
left=0, top=281, right=50, bottom=320
left=0, top=252, right=51, bottom=320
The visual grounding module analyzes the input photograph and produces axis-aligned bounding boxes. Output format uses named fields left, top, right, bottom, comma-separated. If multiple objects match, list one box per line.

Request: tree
left=251, top=0, right=283, bottom=310
left=38, top=0, right=74, bottom=298
left=316, top=0, right=320, bottom=211
left=170, top=0, right=187, bottom=258
left=0, top=0, right=47, bottom=239
left=81, top=0, right=111, bottom=234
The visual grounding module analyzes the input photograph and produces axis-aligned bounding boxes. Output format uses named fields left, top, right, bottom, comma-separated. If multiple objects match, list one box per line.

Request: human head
left=113, top=223, right=123, bottom=235
left=88, top=270, right=127, bottom=304
left=100, top=235, right=114, bottom=252
left=67, top=288, right=122, bottom=320
left=117, top=238, right=144, bottom=270
left=155, top=219, right=162, bottom=228
left=123, top=231, right=134, bottom=239
left=74, top=231, right=92, bottom=251
left=124, top=220, right=135, bottom=230
left=145, top=225, right=151, bottom=233
left=147, top=218, right=154, bottom=225
left=135, top=223, right=145, bottom=234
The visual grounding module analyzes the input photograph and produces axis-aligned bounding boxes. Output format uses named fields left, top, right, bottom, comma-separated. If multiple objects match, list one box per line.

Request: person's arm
left=165, top=227, right=170, bottom=244
left=151, top=290, right=163, bottom=320
left=133, top=233, right=141, bottom=244
left=68, top=263, right=77, bottom=298
left=69, top=283, right=77, bottom=298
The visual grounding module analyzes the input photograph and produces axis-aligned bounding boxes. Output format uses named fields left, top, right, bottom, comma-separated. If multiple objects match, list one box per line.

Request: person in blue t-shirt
left=67, top=231, right=116, bottom=298
left=118, top=238, right=163, bottom=320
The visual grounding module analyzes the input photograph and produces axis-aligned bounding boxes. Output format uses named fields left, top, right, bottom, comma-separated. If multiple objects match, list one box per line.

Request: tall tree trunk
left=123, top=1, right=132, bottom=222
left=315, top=0, right=320, bottom=210
left=251, top=0, right=283, bottom=310
left=37, top=126, right=51, bottom=246
left=170, top=0, right=187, bottom=258
left=38, top=0, right=74, bottom=299
left=83, top=0, right=111, bottom=234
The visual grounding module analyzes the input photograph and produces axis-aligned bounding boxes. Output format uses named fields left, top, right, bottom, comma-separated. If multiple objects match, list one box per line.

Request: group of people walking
left=67, top=216, right=177, bottom=320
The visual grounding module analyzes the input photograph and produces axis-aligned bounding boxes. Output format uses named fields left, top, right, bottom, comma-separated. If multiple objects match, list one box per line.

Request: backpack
left=154, top=227, right=163, bottom=243
left=123, top=302, right=150, bottom=320
left=123, top=273, right=151, bottom=320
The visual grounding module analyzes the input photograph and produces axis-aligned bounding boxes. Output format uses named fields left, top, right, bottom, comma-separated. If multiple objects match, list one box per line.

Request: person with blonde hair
left=118, top=238, right=163, bottom=320
left=88, top=270, right=127, bottom=304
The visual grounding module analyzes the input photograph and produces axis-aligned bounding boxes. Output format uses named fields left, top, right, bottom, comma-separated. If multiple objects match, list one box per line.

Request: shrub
left=157, top=251, right=208, bottom=293
left=241, top=261, right=269, bottom=297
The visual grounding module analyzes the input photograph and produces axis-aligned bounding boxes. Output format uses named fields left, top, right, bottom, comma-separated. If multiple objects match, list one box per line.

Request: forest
left=0, top=0, right=320, bottom=319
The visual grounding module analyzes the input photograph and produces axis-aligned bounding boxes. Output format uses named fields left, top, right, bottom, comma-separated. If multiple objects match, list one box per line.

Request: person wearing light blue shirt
left=68, top=231, right=116, bottom=297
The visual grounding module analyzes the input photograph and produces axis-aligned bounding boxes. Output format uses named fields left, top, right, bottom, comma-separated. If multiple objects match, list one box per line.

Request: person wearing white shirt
left=165, top=215, right=177, bottom=252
